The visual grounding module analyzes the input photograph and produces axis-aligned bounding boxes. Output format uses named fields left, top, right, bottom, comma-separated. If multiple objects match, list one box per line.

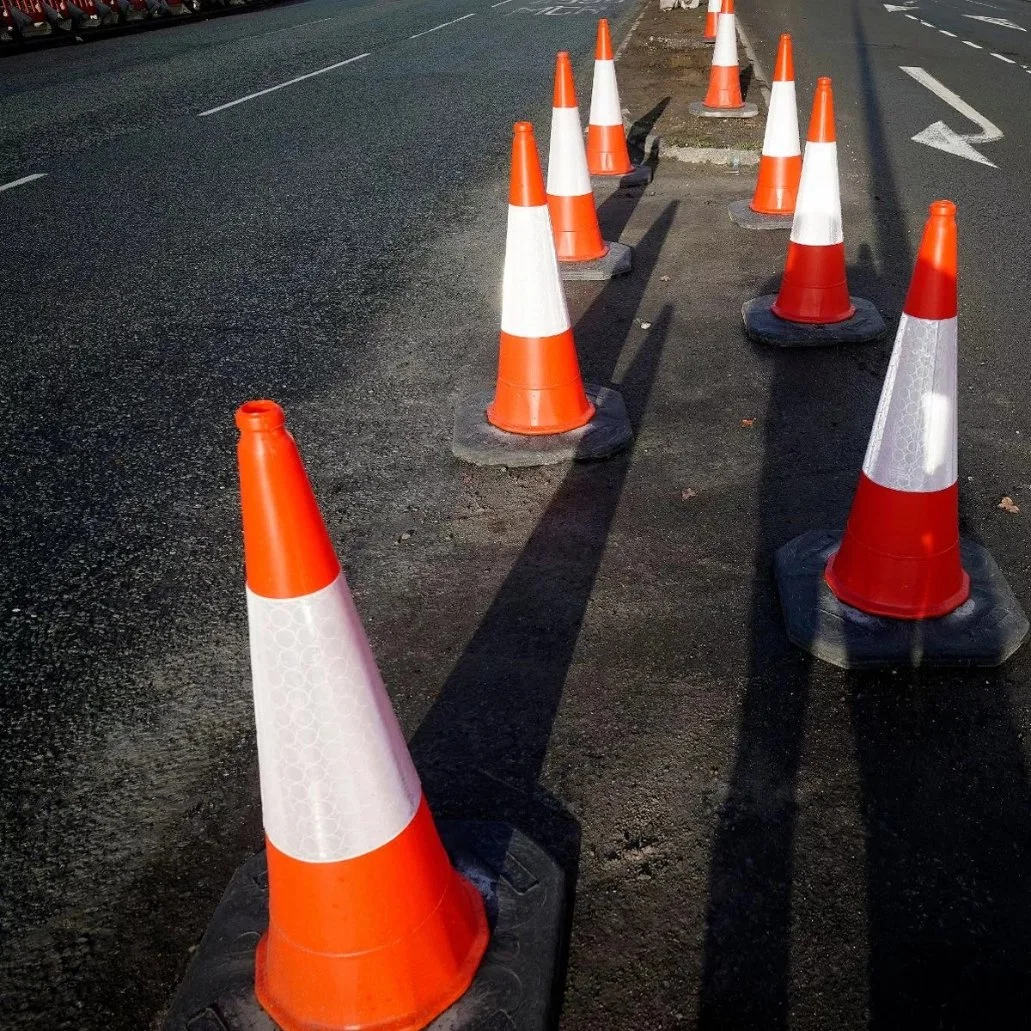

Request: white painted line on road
left=409, top=12, right=475, bottom=39
left=0, top=173, right=47, bottom=194
left=920, top=19, right=935, bottom=26
left=905, top=13, right=918, bottom=19
left=199, top=53, right=370, bottom=116
left=964, top=14, right=1025, bottom=31
left=963, top=39, right=983, bottom=47
left=900, top=65, right=1003, bottom=166
left=991, top=51, right=1016, bottom=62
left=491, top=0, right=515, bottom=7
left=939, top=29, right=958, bottom=36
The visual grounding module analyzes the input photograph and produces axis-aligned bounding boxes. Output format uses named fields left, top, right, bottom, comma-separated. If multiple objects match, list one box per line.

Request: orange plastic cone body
left=703, top=0, right=719, bottom=40
left=488, top=123, right=595, bottom=435
left=236, top=400, right=489, bottom=1031
left=750, top=35, right=802, bottom=215
left=547, top=52, right=608, bottom=263
left=703, top=0, right=745, bottom=110
left=586, top=20, right=635, bottom=176
left=825, top=202, right=969, bottom=619
left=771, top=78, right=854, bottom=324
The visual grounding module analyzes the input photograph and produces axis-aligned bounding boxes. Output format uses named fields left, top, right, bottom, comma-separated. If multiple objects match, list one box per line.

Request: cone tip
left=237, top=399, right=285, bottom=433
left=773, top=33, right=793, bottom=81
left=553, top=52, right=577, bottom=108
left=809, top=77, right=836, bottom=142
left=596, top=18, right=613, bottom=59
left=514, top=121, right=533, bottom=135
left=930, top=199, right=956, bottom=219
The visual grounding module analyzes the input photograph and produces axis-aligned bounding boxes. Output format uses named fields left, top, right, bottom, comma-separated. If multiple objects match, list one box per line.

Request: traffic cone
left=235, top=399, right=489, bottom=1031
left=488, top=122, right=595, bottom=435
left=729, top=34, right=801, bottom=229
left=773, top=201, right=1029, bottom=667
left=452, top=122, right=633, bottom=466
left=825, top=201, right=967, bottom=618
left=587, top=19, right=651, bottom=184
left=703, top=0, right=720, bottom=41
left=741, top=77, right=885, bottom=346
left=547, top=52, right=632, bottom=280
left=689, top=0, right=758, bottom=118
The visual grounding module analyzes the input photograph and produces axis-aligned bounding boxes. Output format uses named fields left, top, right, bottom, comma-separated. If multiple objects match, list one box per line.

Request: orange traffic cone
left=773, top=201, right=1029, bottom=667
left=690, top=0, right=758, bottom=118
left=488, top=122, right=595, bottom=435
left=825, top=201, right=967, bottom=618
left=742, top=78, right=885, bottom=346
left=235, top=399, right=489, bottom=1031
left=729, top=34, right=801, bottom=229
left=547, top=52, right=632, bottom=280
left=586, top=19, right=651, bottom=184
left=703, top=0, right=720, bottom=41
left=452, top=123, right=633, bottom=466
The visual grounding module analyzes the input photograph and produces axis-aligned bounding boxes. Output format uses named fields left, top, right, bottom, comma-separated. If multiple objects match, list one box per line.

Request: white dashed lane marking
left=408, top=12, right=476, bottom=39
left=0, top=174, right=48, bottom=194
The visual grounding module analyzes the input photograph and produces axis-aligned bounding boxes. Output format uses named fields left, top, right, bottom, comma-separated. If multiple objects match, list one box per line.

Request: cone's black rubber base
left=775, top=531, right=1030, bottom=669
left=592, top=163, right=652, bottom=188
left=728, top=198, right=794, bottom=231
left=742, top=294, right=887, bottom=347
left=160, top=822, right=569, bottom=1031
left=559, top=241, right=632, bottom=282
left=689, top=100, right=759, bottom=119
left=452, top=384, right=633, bottom=467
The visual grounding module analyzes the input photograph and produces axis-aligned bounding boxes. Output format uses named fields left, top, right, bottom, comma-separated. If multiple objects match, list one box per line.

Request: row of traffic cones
left=165, top=20, right=650, bottom=1031
left=164, top=15, right=1029, bottom=1031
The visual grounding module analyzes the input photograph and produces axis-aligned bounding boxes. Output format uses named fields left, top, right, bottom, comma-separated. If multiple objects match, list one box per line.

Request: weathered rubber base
left=161, top=822, right=568, bottom=1031
left=689, top=100, right=759, bottom=119
left=775, top=531, right=1030, bottom=669
left=728, top=198, right=793, bottom=230
left=592, top=163, right=653, bottom=188
left=559, top=241, right=632, bottom=281
left=742, top=294, right=887, bottom=347
left=452, top=384, right=633, bottom=467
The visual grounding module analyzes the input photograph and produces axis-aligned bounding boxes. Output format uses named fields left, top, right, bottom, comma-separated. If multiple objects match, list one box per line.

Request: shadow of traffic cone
left=453, top=122, right=633, bottom=467
left=703, top=0, right=720, bottom=42
left=689, top=0, right=758, bottom=119
left=773, top=201, right=1029, bottom=668
left=742, top=77, right=886, bottom=346
left=587, top=18, right=652, bottom=186
left=729, top=34, right=801, bottom=229
left=548, top=51, right=632, bottom=282
left=233, top=401, right=489, bottom=1030
left=160, top=404, right=575, bottom=1030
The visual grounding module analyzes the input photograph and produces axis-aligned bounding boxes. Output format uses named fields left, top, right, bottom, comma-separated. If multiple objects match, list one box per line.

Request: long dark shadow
left=697, top=5, right=918, bottom=1022
left=410, top=206, right=678, bottom=874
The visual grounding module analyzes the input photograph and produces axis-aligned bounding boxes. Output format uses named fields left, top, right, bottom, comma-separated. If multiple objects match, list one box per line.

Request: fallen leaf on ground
left=640, top=321, right=652, bottom=330
left=740, top=418, right=755, bottom=428
left=998, top=496, right=1020, bottom=514
left=660, top=275, right=671, bottom=282
left=681, top=488, right=698, bottom=501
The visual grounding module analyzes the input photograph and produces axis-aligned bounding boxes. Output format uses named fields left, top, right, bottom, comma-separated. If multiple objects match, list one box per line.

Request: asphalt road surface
left=3, top=0, right=1031, bottom=1028
left=0, top=1, right=643, bottom=1026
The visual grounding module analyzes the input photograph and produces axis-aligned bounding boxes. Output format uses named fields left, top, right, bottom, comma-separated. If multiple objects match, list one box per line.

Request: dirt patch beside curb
left=618, top=0, right=766, bottom=158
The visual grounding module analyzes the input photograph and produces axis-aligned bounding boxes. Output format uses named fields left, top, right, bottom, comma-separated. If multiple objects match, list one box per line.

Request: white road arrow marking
left=900, top=66, right=1003, bottom=167
left=883, top=3, right=917, bottom=11
left=964, top=14, right=1025, bottom=31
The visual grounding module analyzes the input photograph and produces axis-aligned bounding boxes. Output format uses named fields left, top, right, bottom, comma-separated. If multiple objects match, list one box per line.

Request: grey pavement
left=2, top=0, right=1031, bottom=1028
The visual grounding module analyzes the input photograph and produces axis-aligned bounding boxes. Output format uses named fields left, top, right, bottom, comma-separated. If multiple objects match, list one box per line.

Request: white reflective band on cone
left=247, top=574, right=422, bottom=863
left=789, top=142, right=843, bottom=246
left=589, top=60, right=622, bottom=127
left=863, top=314, right=958, bottom=493
left=547, top=106, right=592, bottom=197
left=712, top=13, right=738, bottom=66
left=706, top=0, right=720, bottom=12
left=763, top=80, right=801, bottom=158
left=501, top=204, right=571, bottom=338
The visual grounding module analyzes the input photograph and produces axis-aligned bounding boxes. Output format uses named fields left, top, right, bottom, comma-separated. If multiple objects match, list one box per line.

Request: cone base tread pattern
left=559, top=241, right=632, bottom=282
left=689, top=100, right=759, bottom=119
left=592, top=164, right=653, bottom=187
left=161, top=822, right=569, bottom=1031
left=728, top=199, right=794, bottom=231
left=742, top=295, right=887, bottom=348
left=775, top=531, right=1029, bottom=669
left=453, top=384, right=632, bottom=467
